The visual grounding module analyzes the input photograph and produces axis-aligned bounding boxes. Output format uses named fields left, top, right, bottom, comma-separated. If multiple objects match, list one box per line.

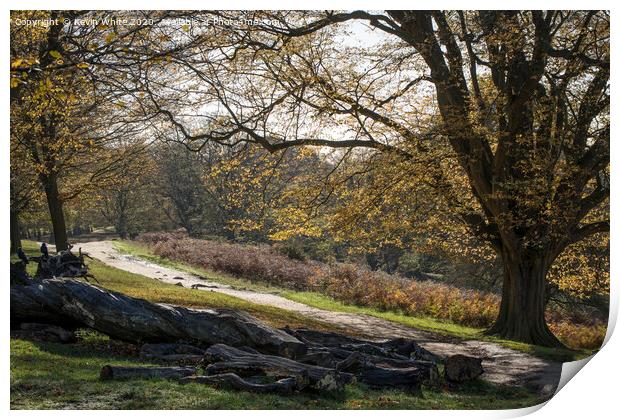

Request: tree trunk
left=486, top=250, right=564, bottom=347
left=10, top=210, right=22, bottom=253
left=10, top=277, right=307, bottom=357
left=203, top=344, right=354, bottom=392
left=39, top=173, right=69, bottom=251
left=115, top=189, right=129, bottom=239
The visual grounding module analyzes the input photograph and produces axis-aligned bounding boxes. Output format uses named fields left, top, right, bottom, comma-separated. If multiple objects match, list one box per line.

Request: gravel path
left=77, top=240, right=562, bottom=395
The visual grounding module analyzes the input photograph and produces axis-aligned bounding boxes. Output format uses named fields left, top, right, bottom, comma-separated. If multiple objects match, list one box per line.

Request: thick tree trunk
left=10, top=211, right=22, bottom=253
left=40, top=173, right=69, bottom=251
left=486, top=251, right=564, bottom=347
left=10, top=277, right=307, bottom=357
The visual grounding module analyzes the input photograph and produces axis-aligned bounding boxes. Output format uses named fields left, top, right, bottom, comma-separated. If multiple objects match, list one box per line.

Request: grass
left=11, top=239, right=546, bottom=409
left=114, top=240, right=590, bottom=363
left=10, top=337, right=544, bottom=409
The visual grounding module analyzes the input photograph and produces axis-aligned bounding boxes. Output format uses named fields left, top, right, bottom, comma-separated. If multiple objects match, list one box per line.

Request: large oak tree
left=145, top=10, right=609, bottom=346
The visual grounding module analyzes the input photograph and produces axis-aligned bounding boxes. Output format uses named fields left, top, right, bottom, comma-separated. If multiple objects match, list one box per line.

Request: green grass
left=114, top=240, right=589, bottom=362
left=10, top=337, right=544, bottom=409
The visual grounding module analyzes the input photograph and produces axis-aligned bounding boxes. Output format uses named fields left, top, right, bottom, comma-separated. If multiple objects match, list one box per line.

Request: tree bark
left=179, top=373, right=298, bottom=395
left=140, top=343, right=205, bottom=363
left=10, top=210, right=22, bottom=253
left=203, top=343, right=354, bottom=392
left=10, top=277, right=307, bottom=357
left=39, top=173, right=69, bottom=251
left=100, top=365, right=197, bottom=380
left=486, top=251, right=564, bottom=347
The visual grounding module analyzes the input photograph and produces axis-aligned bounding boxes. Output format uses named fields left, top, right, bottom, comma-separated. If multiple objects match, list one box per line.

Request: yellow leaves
left=11, top=58, right=25, bottom=69
left=76, top=62, right=90, bottom=69
left=10, top=78, right=21, bottom=88
left=548, top=232, right=610, bottom=299
left=269, top=207, right=323, bottom=241
left=49, top=50, right=62, bottom=59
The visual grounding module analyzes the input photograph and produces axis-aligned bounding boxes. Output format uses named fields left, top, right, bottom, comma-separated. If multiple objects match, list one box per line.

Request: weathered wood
left=150, top=354, right=204, bottom=363
left=140, top=343, right=204, bottom=357
left=305, top=346, right=437, bottom=371
left=382, top=337, right=444, bottom=363
left=333, top=351, right=439, bottom=389
left=340, top=342, right=396, bottom=358
left=32, top=246, right=97, bottom=283
left=296, top=351, right=339, bottom=368
left=282, top=327, right=369, bottom=347
left=444, top=354, right=484, bottom=383
left=11, top=277, right=306, bottom=357
left=358, top=367, right=424, bottom=391
left=284, top=327, right=443, bottom=364
left=335, top=351, right=371, bottom=372
left=100, top=365, right=197, bottom=380
left=203, top=344, right=354, bottom=392
left=179, top=373, right=298, bottom=395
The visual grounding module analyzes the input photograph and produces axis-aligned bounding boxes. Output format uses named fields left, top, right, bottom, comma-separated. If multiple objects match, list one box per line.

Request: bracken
left=138, top=232, right=606, bottom=350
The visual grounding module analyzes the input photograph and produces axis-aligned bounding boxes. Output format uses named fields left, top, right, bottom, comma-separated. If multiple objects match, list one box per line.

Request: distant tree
left=151, top=142, right=211, bottom=237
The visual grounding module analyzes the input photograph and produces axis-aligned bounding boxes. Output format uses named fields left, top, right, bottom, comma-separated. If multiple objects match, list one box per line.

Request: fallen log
left=100, top=365, right=197, bottom=380
left=179, top=373, right=298, bottom=395
left=203, top=344, right=354, bottom=392
left=202, top=344, right=436, bottom=392
left=382, top=337, right=444, bottom=363
left=302, top=345, right=437, bottom=371
left=334, top=351, right=439, bottom=388
left=296, top=350, right=340, bottom=368
left=11, top=277, right=306, bottom=358
left=358, top=367, right=426, bottom=391
left=283, top=327, right=442, bottom=364
left=282, top=327, right=369, bottom=347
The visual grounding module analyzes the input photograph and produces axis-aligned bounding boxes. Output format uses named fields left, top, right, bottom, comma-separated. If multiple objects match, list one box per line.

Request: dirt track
left=78, top=240, right=563, bottom=396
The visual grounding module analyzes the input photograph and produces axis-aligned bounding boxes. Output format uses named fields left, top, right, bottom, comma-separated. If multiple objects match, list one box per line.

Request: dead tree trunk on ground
left=203, top=344, right=354, bottom=392
left=10, top=277, right=306, bottom=357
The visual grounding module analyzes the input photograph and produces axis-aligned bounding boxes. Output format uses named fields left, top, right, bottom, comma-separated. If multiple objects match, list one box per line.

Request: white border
left=3, top=2, right=618, bottom=419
